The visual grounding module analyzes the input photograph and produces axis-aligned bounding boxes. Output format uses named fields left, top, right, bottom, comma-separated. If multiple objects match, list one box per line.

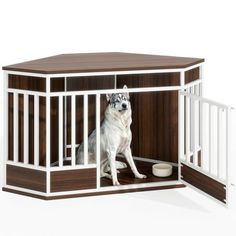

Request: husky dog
left=76, top=85, right=147, bottom=185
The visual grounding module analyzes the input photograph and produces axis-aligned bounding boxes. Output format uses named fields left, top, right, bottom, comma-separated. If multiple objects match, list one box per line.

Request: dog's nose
left=122, top=103, right=127, bottom=109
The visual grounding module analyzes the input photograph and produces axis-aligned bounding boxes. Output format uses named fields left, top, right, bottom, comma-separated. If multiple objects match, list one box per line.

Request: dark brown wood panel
left=3, top=184, right=185, bottom=200
left=39, top=97, right=46, bottom=166
left=18, top=94, right=24, bottom=162
left=6, top=165, right=46, bottom=192
left=8, top=93, right=14, bottom=161
left=181, top=164, right=226, bottom=203
left=117, top=73, right=180, bottom=87
left=67, top=75, right=114, bottom=91
left=51, top=77, right=65, bottom=92
left=8, top=74, right=46, bottom=92
left=3, top=53, right=204, bottom=74
left=50, top=97, right=59, bottom=164
left=185, top=67, right=200, bottom=84
left=117, top=74, right=178, bottom=163
left=50, top=168, right=96, bottom=192
left=29, top=95, right=34, bottom=164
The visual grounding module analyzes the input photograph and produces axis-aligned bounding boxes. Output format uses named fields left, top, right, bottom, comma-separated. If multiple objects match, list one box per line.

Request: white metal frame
left=3, top=62, right=232, bottom=203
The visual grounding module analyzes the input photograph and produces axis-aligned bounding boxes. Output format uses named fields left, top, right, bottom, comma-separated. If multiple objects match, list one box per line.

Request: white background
left=0, top=0, right=236, bottom=236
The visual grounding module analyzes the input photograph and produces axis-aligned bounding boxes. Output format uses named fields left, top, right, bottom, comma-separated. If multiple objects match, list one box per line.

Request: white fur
left=76, top=87, right=147, bottom=185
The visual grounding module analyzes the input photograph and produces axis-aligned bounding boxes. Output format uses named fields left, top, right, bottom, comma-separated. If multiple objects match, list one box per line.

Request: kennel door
left=178, top=91, right=233, bottom=205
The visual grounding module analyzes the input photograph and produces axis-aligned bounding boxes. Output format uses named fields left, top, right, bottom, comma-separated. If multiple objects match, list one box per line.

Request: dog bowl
left=152, top=163, right=173, bottom=177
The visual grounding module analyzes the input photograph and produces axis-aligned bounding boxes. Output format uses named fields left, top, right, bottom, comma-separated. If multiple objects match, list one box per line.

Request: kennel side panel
left=50, top=168, right=97, bottom=192
left=6, top=165, right=46, bottom=192
left=185, top=67, right=200, bottom=84
left=117, top=73, right=179, bottom=163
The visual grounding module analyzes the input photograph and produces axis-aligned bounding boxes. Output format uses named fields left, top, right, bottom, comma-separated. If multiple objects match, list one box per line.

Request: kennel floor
left=100, top=159, right=178, bottom=187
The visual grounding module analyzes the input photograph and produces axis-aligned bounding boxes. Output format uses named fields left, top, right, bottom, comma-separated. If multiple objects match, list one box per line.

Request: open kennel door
left=178, top=91, right=233, bottom=205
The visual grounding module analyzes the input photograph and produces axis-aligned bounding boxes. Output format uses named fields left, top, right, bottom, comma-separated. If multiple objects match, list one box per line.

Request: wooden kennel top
left=2, top=52, right=204, bottom=74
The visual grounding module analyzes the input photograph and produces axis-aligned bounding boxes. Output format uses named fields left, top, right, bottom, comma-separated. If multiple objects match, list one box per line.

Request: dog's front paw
left=135, top=173, right=147, bottom=179
left=113, top=180, right=121, bottom=186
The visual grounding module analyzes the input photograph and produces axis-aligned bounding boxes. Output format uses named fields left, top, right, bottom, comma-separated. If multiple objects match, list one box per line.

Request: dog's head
left=106, top=85, right=130, bottom=112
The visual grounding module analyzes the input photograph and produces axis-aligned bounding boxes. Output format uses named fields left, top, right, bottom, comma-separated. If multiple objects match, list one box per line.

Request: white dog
left=76, top=85, right=147, bottom=185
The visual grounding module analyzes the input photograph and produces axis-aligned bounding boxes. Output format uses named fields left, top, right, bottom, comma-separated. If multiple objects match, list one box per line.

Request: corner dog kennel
left=2, top=52, right=233, bottom=205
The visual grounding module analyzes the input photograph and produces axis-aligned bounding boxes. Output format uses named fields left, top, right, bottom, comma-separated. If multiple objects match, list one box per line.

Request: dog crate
left=2, top=52, right=233, bottom=205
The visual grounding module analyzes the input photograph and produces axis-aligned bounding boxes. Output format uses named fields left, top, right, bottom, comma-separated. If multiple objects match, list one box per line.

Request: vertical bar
left=185, top=88, right=190, bottom=163
left=13, top=92, right=19, bottom=163
left=178, top=71, right=185, bottom=180
left=83, top=94, right=88, bottom=165
left=199, top=65, right=203, bottom=167
left=192, top=98, right=198, bottom=166
left=217, top=108, right=221, bottom=178
left=96, top=94, right=101, bottom=189
left=71, top=95, right=76, bottom=166
left=34, top=95, right=39, bottom=166
left=208, top=104, right=212, bottom=173
left=225, top=107, right=230, bottom=205
left=3, top=72, right=8, bottom=186
left=46, top=76, right=51, bottom=194
left=59, top=96, right=63, bottom=167
left=64, top=77, right=67, bottom=162
left=23, top=94, right=29, bottom=164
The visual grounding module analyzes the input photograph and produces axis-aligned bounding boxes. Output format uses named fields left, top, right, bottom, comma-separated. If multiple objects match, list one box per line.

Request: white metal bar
left=23, top=94, right=29, bottom=164
left=59, top=96, right=63, bottom=167
left=83, top=94, right=88, bottom=165
left=185, top=88, right=190, bottom=163
left=3, top=70, right=47, bottom=78
left=7, top=161, right=46, bottom=171
left=50, top=86, right=181, bottom=97
left=192, top=98, right=198, bottom=165
left=180, top=91, right=232, bottom=110
left=71, top=95, right=76, bottom=166
left=178, top=71, right=185, bottom=180
left=50, top=164, right=97, bottom=171
left=3, top=72, right=8, bottom=186
left=7, top=88, right=46, bottom=96
left=34, top=95, right=39, bottom=166
left=64, top=77, right=67, bottom=165
left=96, top=94, right=101, bottom=189
left=48, top=180, right=182, bottom=196
left=5, top=180, right=183, bottom=199
left=13, top=93, right=19, bottom=163
left=217, top=108, right=221, bottom=178
left=208, top=105, right=212, bottom=173
left=37, top=65, right=205, bottom=78
left=225, top=108, right=230, bottom=206
left=46, top=76, right=51, bottom=194
left=178, top=91, right=184, bottom=176
left=199, top=98, right=203, bottom=167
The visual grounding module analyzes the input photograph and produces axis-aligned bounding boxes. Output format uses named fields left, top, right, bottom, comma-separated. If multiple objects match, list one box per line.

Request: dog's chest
left=117, top=129, right=131, bottom=152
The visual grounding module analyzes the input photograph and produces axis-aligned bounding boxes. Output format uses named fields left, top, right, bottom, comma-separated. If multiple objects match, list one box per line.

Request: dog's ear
left=106, top=94, right=112, bottom=102
left=123, top=85, right=129, bottom=99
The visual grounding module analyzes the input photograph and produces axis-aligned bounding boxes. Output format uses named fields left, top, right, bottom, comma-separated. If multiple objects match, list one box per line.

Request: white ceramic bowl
left=152, top=163, right=173, bottom=177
